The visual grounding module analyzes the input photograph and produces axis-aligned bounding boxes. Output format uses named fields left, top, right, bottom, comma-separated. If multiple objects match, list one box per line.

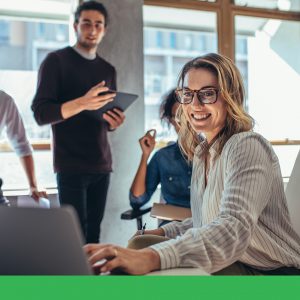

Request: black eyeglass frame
left=175, top=87, right=219, bottom=105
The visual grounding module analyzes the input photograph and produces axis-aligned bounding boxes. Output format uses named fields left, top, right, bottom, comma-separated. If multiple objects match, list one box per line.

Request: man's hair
left=74, top=1, right=109, bottom=26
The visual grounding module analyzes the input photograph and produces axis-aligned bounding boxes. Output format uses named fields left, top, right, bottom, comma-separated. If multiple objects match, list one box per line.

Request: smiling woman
left=84, top=53, right=300, bottom=275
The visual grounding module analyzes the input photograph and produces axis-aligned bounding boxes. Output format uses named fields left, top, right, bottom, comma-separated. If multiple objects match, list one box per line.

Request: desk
left=147, top=268, right=209, bottom=276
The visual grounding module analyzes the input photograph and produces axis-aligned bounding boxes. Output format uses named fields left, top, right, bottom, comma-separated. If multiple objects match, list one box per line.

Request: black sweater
left=32, top=47, right=116, bottom=173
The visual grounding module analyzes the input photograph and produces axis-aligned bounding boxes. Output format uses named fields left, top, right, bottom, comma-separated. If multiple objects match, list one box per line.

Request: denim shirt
left=130, top=142, right=192, bottom=209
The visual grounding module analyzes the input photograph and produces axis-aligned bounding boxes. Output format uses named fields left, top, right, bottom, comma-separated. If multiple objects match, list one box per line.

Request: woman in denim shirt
left=129, top=89, right=192, bottom=213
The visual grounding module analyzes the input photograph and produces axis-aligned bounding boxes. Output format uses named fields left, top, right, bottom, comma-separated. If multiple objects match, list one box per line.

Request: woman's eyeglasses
left=175, top=88, right=219, bottom=105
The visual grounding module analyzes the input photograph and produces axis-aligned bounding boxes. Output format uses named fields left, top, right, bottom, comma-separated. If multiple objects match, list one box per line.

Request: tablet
left=84, top=91, right=138, bottom=121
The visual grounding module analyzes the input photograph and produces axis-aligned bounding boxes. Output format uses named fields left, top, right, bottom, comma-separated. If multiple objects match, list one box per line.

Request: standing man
left=0, top=90, right=47, bottom=201
left=31, top=1, right=125, bottom=243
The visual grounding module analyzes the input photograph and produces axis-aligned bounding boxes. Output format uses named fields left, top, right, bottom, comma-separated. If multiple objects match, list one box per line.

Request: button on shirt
left=130, top=142, right=192, bottom=209
left=151, top=132, right=300, bottom=273
left=0, top=91, right=32, bottom=157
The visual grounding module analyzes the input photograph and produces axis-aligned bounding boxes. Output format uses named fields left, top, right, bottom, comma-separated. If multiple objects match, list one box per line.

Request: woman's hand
left=139, top=129, right=156, bottom=157
left=84, top=244, right=161, bottom=275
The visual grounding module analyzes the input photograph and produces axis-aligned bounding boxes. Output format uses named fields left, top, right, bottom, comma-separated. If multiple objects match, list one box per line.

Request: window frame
left=1, top=0, right=300, bottom=152
left=144, top=0, right=300, bottom=146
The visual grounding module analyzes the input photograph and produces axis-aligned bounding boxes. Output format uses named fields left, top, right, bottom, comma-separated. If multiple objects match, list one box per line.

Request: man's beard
left=78, top=38, right=98, bottom=50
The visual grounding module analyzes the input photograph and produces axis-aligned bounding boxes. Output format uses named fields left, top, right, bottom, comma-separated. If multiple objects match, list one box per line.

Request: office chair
left=120, top=190, right=162, bottom=230
left=120, top=206, right=151, bottom=230
left=121, top=202, right=192, bottom=230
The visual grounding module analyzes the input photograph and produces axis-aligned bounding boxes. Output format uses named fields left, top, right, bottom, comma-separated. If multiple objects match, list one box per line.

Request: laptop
left=0, top=205, right=93, bottom=275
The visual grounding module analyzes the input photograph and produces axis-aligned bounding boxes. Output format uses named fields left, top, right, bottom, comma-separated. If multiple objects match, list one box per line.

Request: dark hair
left=159, top=89, right=177, bottom=127
left=74, top=1, right=109, bottom=26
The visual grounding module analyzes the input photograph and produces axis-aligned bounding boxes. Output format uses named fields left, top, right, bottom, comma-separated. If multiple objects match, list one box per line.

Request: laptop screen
left=0, top=205, right=92, bottom=275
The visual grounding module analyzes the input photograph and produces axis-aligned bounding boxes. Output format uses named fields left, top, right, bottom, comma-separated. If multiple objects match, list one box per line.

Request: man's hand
left=84, top=244, right=161, bottom=275
left=103, top=108, right=125, bottom=130
left=30, top=186, right=48, bottom=202
left=61, top=81, right=116, bottom=119
left=77, top=81, right=116, bottom=111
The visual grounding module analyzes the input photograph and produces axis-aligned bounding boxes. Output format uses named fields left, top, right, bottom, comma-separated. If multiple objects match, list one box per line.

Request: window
left=197, top=35, right=207, bottom=52
left=235, top=15, right=300, bottom=177
left=183, top=34, right=193, bottom=50
left=170, top=32, right=176, bottom=49
left=144, top=0, right=300, bottom=179
left=0, top=20, right=9, bottom=43
left=156, top=31, right=163, bottom=48
left=143, top=5, right=217, bottom=142
left=0, top=0, right=77, bottom=190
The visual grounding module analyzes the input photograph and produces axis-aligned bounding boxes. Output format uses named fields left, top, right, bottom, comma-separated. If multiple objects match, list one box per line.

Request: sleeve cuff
left=150, top=240, right=180, bottom=270
left=129, top=191, right=148, bottom=208
left=13, top=142, right=33, bottom=157
left=160, top=222, right=179, bottom=238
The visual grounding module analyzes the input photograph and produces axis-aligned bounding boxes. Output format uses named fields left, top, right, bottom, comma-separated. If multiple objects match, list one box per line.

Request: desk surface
left=147, top=268, right=209, bottom=276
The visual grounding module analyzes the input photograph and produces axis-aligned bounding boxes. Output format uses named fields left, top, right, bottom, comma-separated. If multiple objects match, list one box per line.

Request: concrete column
left=96, top=0, right=146, bottom=245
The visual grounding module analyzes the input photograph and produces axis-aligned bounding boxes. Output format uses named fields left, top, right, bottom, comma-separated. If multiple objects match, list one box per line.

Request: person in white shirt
left=0, top=90, right=47, bottom=201
left=84, top=53, right=300, bottom=275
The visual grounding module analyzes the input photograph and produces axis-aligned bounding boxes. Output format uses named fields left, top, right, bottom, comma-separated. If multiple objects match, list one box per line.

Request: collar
left=72, top=45, right=96, bottom=60
left=195, top=135, right=220, bottom=159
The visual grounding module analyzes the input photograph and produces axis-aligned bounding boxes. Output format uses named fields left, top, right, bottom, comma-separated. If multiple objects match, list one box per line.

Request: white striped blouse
left=0, top=91, right=32, bottom=157
left=150, top=132, right=300, bottom=273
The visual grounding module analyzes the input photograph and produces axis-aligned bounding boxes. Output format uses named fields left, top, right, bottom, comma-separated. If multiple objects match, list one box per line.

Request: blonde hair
left=176, top=53, right=254, bottom=161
